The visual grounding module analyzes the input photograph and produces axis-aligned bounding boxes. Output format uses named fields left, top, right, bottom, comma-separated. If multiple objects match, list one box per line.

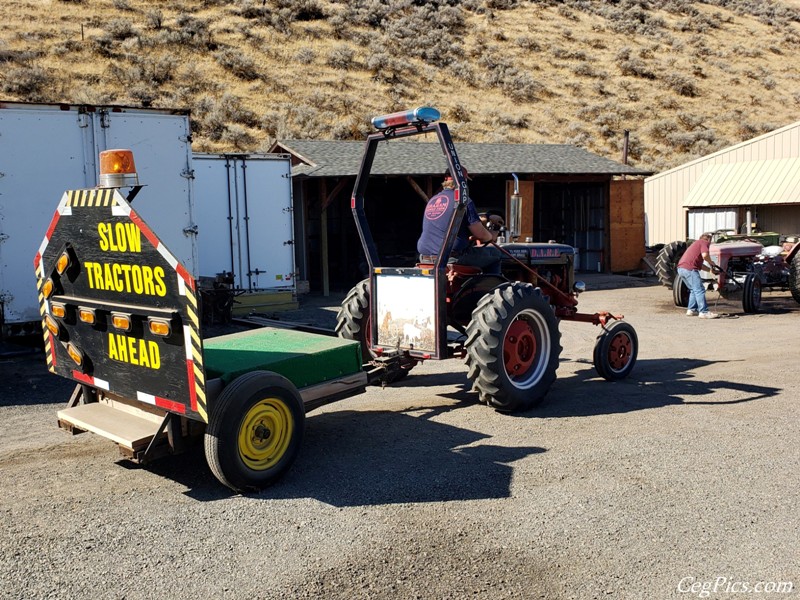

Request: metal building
left=644, top=121, right=800, bottom=245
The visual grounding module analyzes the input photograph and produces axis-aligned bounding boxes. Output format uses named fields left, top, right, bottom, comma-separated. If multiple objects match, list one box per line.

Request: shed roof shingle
left=271, top=140, right=651, bottom=178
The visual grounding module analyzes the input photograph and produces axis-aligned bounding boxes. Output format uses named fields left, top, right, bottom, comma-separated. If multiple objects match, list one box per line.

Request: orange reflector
left=44, top=315, right=59, bottom=336
left=148, top=318, right=171, bottom=337
left=56, top=251, right=70, bottom=275
left=66, top=343, right=84, bottom=367
left=78, top=307, right=96, bottom=325
left=42, top=278, right=55, bottom=298
left=99, top=149, right=139, bottom=188
left=111, top=312, right=132, bottom=331
left=50, top=303, right=66, bottom=318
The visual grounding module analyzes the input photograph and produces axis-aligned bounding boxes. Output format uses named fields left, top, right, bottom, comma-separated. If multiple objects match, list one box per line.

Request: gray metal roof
left=270, top=139, right=652, bottom=178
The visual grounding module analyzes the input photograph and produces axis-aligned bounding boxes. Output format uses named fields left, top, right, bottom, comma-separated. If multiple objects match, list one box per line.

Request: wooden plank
left=609, top=179, right=645, bottom=272
left=57, top=403, right=163, bottom=451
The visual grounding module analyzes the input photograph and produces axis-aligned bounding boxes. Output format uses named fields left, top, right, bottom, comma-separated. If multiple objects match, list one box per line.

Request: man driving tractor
left=417, top=169, right=503, bottom=274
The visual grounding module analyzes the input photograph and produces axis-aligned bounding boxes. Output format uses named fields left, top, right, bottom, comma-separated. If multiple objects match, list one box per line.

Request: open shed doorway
left=533, top=182, right=607, bottom=272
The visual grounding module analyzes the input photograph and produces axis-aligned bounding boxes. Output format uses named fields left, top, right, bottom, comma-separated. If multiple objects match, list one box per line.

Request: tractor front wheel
left=672, top=273, right=689, bottom=307
left=593, top=321, right=638, bottom=381
left=742, top=273, right=762, bottom=313
left=205, top=371, right=305, bottom=493
left=465, top=282, right=561, bottom=412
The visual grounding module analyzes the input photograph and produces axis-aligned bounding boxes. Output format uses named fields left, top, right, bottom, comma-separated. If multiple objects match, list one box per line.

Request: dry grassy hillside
left=1, top=0, right=799, bottom=171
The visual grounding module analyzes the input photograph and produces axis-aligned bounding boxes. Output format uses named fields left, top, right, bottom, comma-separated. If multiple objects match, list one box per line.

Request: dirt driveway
left=1, top=275, right=797, bottom=599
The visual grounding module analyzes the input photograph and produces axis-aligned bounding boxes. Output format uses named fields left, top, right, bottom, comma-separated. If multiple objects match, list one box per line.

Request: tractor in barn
left=335, top=107, right=639, bottom=412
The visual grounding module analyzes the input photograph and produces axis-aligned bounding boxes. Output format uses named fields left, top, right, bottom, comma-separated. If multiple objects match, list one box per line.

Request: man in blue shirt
left=417, top=172, right=502, bottom=274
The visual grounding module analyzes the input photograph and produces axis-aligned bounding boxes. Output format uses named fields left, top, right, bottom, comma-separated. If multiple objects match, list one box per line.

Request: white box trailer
left=192, top=153, right=295, bottom=291
left=0, top=101, right=196, bottom=337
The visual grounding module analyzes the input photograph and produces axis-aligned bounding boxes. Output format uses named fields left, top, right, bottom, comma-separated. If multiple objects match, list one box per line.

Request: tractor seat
left=417, top=262, right=482, bottom=276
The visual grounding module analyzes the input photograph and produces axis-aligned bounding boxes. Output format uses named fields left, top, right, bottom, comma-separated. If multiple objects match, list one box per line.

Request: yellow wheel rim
left=237, top=397, right=294, bottom=471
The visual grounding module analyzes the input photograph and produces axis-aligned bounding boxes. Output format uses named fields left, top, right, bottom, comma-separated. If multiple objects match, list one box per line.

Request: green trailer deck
left=204, top=327, right=363, bottom=388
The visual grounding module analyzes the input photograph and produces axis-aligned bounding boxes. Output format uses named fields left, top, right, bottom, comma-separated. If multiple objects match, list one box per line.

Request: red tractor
left=335, top=107, right=638, bottom=412
left=672, top=237, right=800, bottom=313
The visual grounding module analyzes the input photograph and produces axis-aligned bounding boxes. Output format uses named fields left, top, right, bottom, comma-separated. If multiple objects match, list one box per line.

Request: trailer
left=37, top=149, right=372, bottom=492
left=1, top=101, right=195, bottom=339
left=1, top=103, right=298, bottom=340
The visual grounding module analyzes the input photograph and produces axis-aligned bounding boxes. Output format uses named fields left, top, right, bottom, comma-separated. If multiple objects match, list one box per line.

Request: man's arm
left=701, top=250, right=720, bottom=272
left=469, top=220, right=497, bottom=244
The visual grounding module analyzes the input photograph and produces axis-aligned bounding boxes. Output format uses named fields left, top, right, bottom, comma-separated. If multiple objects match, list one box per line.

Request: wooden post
left=320, top=179, right=329, bottom=297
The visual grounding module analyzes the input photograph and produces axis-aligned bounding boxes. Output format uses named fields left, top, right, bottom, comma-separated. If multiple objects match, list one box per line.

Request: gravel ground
left=1, top=275, right=798, bottom=600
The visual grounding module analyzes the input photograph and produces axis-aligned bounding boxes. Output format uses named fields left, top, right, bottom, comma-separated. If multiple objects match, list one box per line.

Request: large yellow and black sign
left=34, top=188, right=207, bottom=422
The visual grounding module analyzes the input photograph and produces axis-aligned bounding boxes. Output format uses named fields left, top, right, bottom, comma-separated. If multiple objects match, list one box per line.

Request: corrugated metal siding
left=757, top=205, right=800, bottom=236
left=644, top=120, right=800, bottom=245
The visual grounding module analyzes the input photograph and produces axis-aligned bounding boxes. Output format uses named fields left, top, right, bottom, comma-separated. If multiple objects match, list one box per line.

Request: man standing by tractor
left=417, top=170, right=503, bottom=274
left=676, top=232, right=722, bottom=319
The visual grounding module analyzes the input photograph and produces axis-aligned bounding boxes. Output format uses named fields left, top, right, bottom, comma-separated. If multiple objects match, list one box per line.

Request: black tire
left=742, top=273, right=762, bottom=313
left=465, top=282, right=561, bottom=412
left=335, top=279, right=371, bottom=362
left=672, top=274, right=689, bottom=307
left=656, top=241, right=688, bottom=288
left=204, top=371, right=305, bottom=493
left=593, top=321, right=638, bottom=381
left=789, top=252, right=800, bottom=304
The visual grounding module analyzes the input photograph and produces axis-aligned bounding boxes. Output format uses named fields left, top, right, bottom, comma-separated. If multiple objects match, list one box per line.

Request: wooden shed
left=269, top=139, right=651, bottom=293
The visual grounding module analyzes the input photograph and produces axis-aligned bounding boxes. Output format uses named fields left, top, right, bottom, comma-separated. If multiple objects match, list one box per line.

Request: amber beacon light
left=99, top=149, right=139, bottom=188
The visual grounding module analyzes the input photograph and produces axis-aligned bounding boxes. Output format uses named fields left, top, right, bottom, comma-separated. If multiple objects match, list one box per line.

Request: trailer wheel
left=205, top=371, right=304, bottom=493
left=742, top=273, right=762, bottom=313
left=656, top=240, right=688, bottom=288
left=672, top=274, right=689, bottom=307
left=593, top=321, right=638, bottom=381
left=789, top=252, right=800, bottom=304
left=465, top=282, right=561, bottom=412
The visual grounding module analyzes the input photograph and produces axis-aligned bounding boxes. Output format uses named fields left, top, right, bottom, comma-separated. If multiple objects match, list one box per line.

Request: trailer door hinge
left=0, top=233, right=8, bottom=243
left=183, top=225, right=199, bottom=236
left=283, top=240, right=294, bottom=246
left=77, top=113, right=90, bottom=128
left=181, top=168, right=195, bottom=180
left=282, top=206, right=293, bottom=213
left=99, top=109, right=110, bottom=129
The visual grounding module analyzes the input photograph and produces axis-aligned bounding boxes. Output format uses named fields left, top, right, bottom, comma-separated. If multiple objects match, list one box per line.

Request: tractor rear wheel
left=656, top=241, right=688, bottom=288
left=672, top=273, right=689, bottom=307
left=465, top=282, right=561, bottom=412
left=593, top=321, right=638, bottom=381
left=742, top=273, right=762, bottom=313
left=789, top=252, right=800, bottom=304
left=205, top=371, right=305, bottom=493
left=335, top=279, right=372, bottom=361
